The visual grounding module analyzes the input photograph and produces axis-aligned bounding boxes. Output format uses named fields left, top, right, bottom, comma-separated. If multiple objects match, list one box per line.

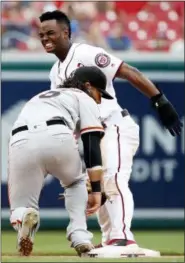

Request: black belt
left=12, top=119, right=66, bottom=136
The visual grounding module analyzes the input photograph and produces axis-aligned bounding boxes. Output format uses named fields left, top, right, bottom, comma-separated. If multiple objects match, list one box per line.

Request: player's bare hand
left=86, top=193, right=101, bottom=216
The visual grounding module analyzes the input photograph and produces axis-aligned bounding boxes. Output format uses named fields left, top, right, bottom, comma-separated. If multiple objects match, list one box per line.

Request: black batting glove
left=151, top=93, right=183, bottom=136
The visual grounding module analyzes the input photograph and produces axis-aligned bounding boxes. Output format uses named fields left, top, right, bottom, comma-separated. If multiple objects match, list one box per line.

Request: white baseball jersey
left=49, top=43, right=123, bottom=119
left=49, top=44, right=140, bottom=244
left=13, top=88, right=104, bottom=135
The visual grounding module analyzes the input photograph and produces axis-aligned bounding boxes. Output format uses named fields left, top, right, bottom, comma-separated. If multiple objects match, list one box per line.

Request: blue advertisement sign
left=1, top=80, right=184, bottom=210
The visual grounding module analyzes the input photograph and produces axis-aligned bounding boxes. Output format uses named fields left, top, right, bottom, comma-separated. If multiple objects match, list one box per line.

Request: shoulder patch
left=95, top=53, right=111, bottom=68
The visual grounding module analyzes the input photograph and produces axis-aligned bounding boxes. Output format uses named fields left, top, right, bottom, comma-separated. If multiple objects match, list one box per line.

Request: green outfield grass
left=1, top=230, right=184, bottom=262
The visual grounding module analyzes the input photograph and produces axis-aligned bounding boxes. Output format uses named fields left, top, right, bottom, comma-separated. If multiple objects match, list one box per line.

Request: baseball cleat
left=94, top=239, right=136, bottom=248
left=17, top=208, right=39, bottom=256
left=75, top=243, right=94, bottom=256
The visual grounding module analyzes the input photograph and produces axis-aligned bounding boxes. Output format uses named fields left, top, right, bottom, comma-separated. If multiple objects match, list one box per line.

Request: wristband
left=151, top=93, right=169, bottom=108
left=90, top=181, right=101, bottom=192
left=151, top=93, right=162, bottom=104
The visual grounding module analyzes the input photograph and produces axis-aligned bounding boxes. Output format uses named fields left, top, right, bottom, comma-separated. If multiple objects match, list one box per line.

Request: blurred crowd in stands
left=1, top=1, right=184, bottom=53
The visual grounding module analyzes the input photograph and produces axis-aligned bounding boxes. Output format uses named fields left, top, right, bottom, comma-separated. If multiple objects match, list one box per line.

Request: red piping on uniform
left=113, top=61, right=124, bottom=80
left=64, top=43, right=82, bottom=78
left=115, top=125, right=127, bottom=240
left=80, top=126, right=104, bottom=134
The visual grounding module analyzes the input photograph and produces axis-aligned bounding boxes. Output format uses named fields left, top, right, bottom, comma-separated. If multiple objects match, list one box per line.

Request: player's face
left=39, top=20, right=69, bottom=53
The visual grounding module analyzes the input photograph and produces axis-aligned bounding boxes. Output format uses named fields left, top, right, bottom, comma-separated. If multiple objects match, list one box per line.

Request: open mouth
left=44, top=42, right=55, bottom=51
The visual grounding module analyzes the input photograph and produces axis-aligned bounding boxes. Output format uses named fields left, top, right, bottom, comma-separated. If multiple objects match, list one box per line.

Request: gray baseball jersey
left=8, top=88, right=103, bottom=246
left=13, top=88, right=104, bottom=135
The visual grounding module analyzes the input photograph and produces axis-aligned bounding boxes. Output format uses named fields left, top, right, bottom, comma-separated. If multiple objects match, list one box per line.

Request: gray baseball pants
left=8, top=123, right=92, bottom=247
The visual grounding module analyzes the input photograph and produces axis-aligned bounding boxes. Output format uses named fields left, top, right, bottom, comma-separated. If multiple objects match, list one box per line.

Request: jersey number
left=39, top=90, right=60, bottom=98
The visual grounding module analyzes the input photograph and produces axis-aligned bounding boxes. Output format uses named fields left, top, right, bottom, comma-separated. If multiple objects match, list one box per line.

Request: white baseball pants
left=97, top=111, right=139, bottom=244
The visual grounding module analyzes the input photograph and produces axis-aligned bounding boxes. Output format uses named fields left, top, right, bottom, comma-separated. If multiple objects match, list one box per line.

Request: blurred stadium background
left=1, top=1, right=184, bottom=231
left=1, top=1, right=184, bottom=52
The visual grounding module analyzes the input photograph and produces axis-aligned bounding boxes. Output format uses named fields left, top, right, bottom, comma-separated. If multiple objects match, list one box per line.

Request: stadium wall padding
left=2, top=60, right=184, bottom=229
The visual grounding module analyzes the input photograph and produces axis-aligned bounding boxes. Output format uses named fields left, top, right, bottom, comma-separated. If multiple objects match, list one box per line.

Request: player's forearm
left=87, top=168, right=103, bottom=193
left=116, top=63, right=160, bottom=98
left=81, top=132, right=103, bottom=192
left=87, top=169, right=103, bottom=182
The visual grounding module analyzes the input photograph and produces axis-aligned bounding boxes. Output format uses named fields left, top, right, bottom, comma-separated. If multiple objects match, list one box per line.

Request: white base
left=82, top=244, right=161, bottom=258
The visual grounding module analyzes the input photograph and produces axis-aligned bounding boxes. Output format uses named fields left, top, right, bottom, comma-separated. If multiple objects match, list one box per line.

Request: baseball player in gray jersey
left=8, top=66, right=113, bottom=256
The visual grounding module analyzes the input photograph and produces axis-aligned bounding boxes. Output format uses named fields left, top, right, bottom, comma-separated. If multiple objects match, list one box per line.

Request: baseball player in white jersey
left=8, top=66, right=115, bottom=256
left=38, top=10, right=182, bottom=257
